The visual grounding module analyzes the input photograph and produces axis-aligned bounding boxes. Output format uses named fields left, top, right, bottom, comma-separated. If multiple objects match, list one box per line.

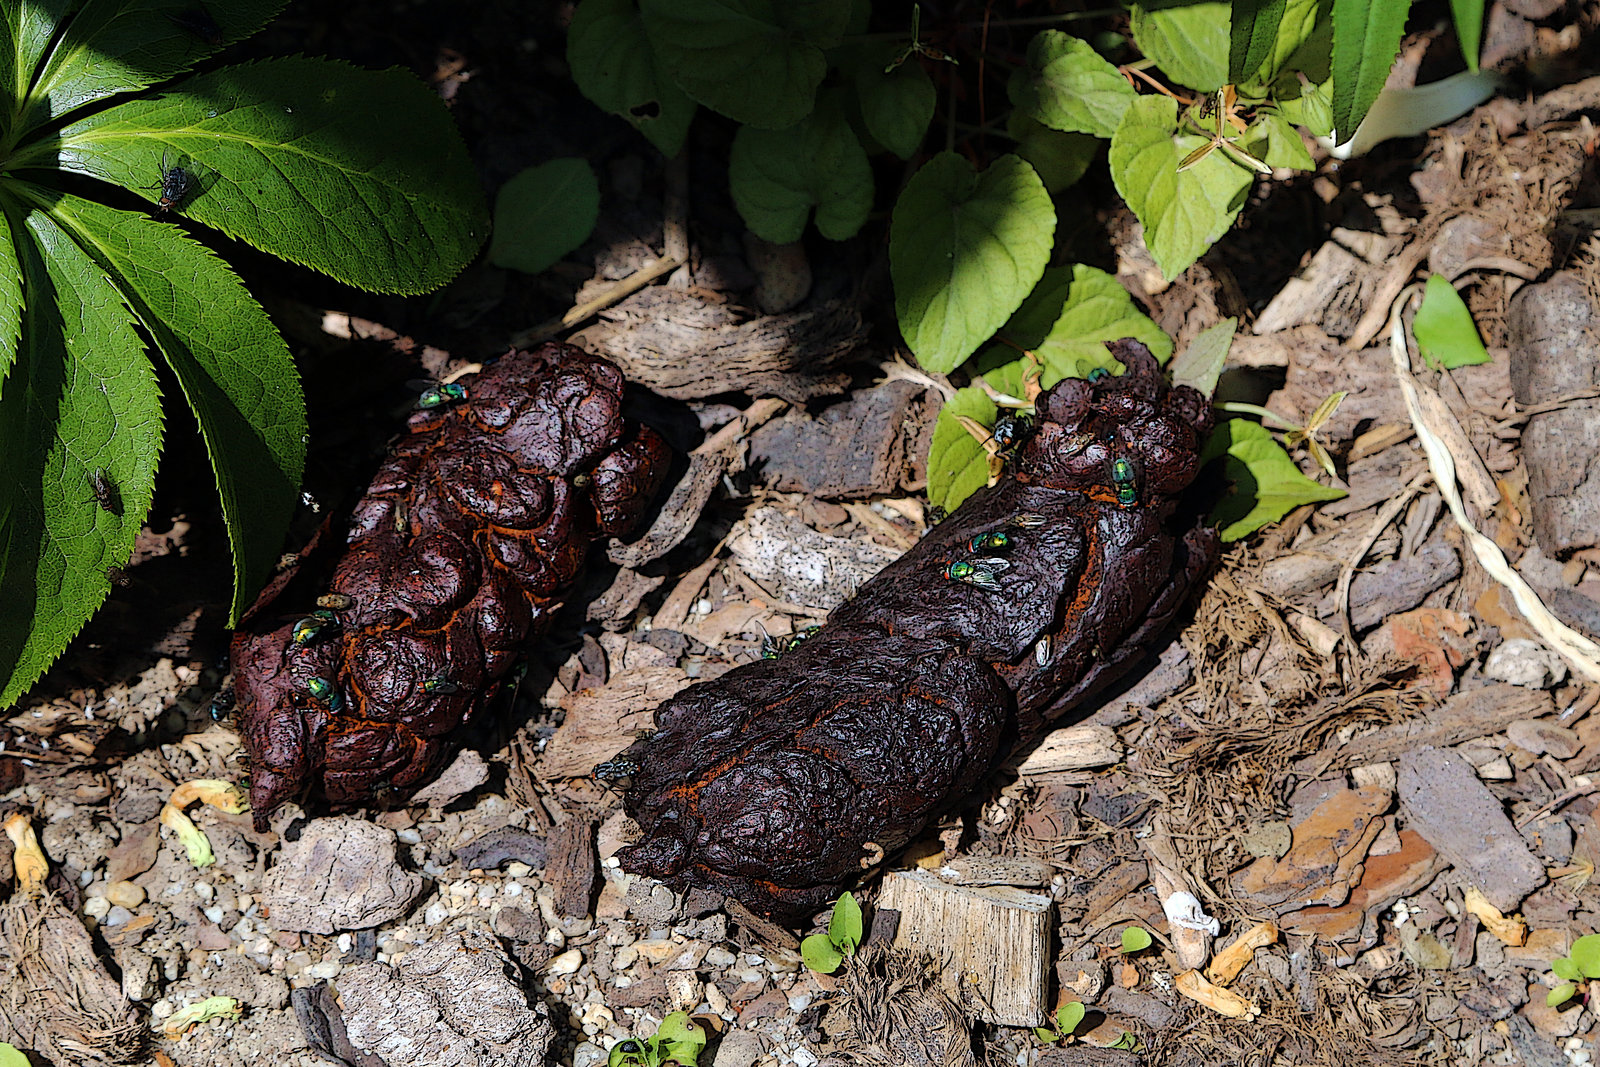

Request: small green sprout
left=1033, top=1001, right=1087, bottom=1045
left=801, top=891, right=863, bottom=974
left=0, top=1042, right=29, bottom=1067
left=1548, top=933, right=1600, bottom=1009
left=1120, top=926, right=1153, bottom=954
left=608, top=1011, right=706, bottom=1067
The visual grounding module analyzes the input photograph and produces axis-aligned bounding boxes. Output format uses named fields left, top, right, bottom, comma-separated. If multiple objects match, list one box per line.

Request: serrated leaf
left=729, top=90, right=871, bottom=243
left=974, top=264, right=1172, bottom=392
left=0, top=202, right=163, bottom=707
left=1547, top=981, right=1578, bottom=1008
left=568, top=0, right=696, bottom=156
left=1329, top=0, right=1407, bottom=143
left=0, top=0, right=79, bottom=141
left=892, top=152, right=1054, bottom=374
left=1131, top=2, right=1230, bottom=94
left=1243, top=110, right=1315, bottom=170
left=1121, top=926, right=1153, bottom=953
left=1008, top=30, right=1135, bottom=139
left=1200, top=418, right=1346, bottom=541
left=828, top=891, right=863, bottom=953
left=1236, top=0, right=1332, bottom=96
left=32, top=186, right=306, bottom=626
left=848, top=43, right=935, bottom=160
left=17, top=0, right=285, bottom=136
left=1450, top=0, right=1483, bottom=73
left=1109, top=95, right=1253, bottom=281
left=801, top=932, right=845, bottom=974
left=50, top=57, right=488, bottom=295
left=1170, top=316, right=1234, bottom=396
left=0, top=219, right=21, bottom=381
left=1007, top=112, right=1099, bottom=195
left=1413, top=273, right=1490, bottom=370
left=1570, top=934, right=1600, bottom=978
left=639, top=0, right=850, bottom=129
left=489, top=159, right=600, bottom=275
left=1230, top=0, right=1286, bottom=84
left=1552, top=957, right=1583, bottom=982
left=928, top=387, right=999, bottom=513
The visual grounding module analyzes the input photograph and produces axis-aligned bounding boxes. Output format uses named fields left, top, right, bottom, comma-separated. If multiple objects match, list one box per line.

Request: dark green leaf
left=1235, top=0, right=1331, bottom=97
left=568, top=0, right=697, bottom=156
left=1230, top=0, right=1286, bottom=83
left=17, top=0, right=285, bottom=136
left=1007, top=113, right=1099, bottom=195
left=0, top=217, right=21, bottom=382
left=892, top=152, right=1054, bottom=374
left=1130, top=2, right=1230, bottom=94
left=1413, top=274, right=1490, bottom=370
left=32, top=186, right=306, bottom=625
left=849, top=43, right=935, bottom=160
left=729, top=90, right=871, bottom=242
left=489, top=159, right=601, bottom=275
left=801, top=932, right=846, bottom=974
left=0, top=0, right=79, bottom=141
left=639, top=0, right=851, bottom=129
left=1008, top=30, right=1135, bottom=139
left=927, top=387, right=998, bottom=514
left=0, top=200, right=162, bottom=706
left=1200, top=418, right=1346, bottom=541
left=1329, top=0, right=1407, bottom=143
left=50, top=58, right=488, bottom=295
left=1449, top=0, right=1483, bottom=73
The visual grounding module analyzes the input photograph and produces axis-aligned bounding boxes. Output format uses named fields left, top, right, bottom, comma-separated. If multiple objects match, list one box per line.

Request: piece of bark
left=877, top=868, right=1052, bottom=1027
left=1316, top=536, right=1461, bottom=630
left=1295, top=684, right=1551, bottom=775
left=293, top=983, right=387, bottom=1067
left=1254, top=228, right=1406, bottom=339
left=542, top=666, right=692, bottom=779
left=1397, top=747, right=1546, bottom=912
left=571, top=285, right=863, bottom=402
left=1234, top=785, right=1390, bottom=911
left=588, top=567, right=666, bottom=628
left=1507, top=272, right=1600, bottom=557
left=832, top=943, right=977, bottom=1067
left=408, top=749, right=490, bottom=806
left=935, top=855, right=1056, bottom=888
left=262, top=818, right=425, bottom=934
left=748, top=381, right=935, bottom=499
left=548, top=815, right=598, bottom=919
left=726, top=507, right=903, bottom=613
left=1279, top=829, right=1447, bottom=959
left=1010, top=724, right=1122, bottom=775
left=454, top=827, right=550, bottom=872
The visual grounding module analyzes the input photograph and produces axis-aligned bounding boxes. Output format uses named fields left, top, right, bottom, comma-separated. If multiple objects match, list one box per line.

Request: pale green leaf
left=801, top=932, right=845, bottom=974
left=1170, top=316, right=1234, bottom=396
left=1200, top=418, right=1346, bottom=541
left=1121, top=926, right=1153, bottom=953
left=829, top=891, right=863, bottom=953
left=1109, top=95, right=1253, bottom=281
left=0, top=1041, right=28, bottom=1067
left=656, top=1011, right=707, bottom=1064
left=568, top=0, right=697, bottom=156
left=639, top=0, right=851, bottom=129
left=1548, top=981, right=1578, bottom=1008
left=729, top=90, right=871, bottom=242
left=1243, top=110, right=1315, bottom=170
left=1570, top=934, right=1600, bottom=978
left=50, top=58, right=488, bottom=295
left=1413, top=274, right=1490, bottom=370
left=489, top=159, right=601, bottom=275
left=927, top=387, right=999, bottom=514
left=1552, top=957, right=1583, bottom=982
left=1008, top=30, right=1135, bottom=139
left=1130, top=2, right=1230, bottom=94
left=1451, top=0, right=1483, bottom=73
left=891, top=152, right=1054, bottom=374
left=1057, top=1001, right=1087, bottom=1034
left=1277, top=75, right=1333, bottom=137
left=0, top=0, right=79, bottom=140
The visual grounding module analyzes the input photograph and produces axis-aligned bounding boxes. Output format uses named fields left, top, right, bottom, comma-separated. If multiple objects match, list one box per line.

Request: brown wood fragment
left=748, top=381, right=936, bottom=499
left=1234, top=785, right=1390, bottom=911
left=1295, top=683, right=1551, bottom=775
left=542, top=667, right=691, bottom=779
left=878, top=868, right=1051, bottom=1027
left=587, top=567, right=666, bottom=628
left=1206, top=921, right=1279, bottom=985
left=1010, top=724, right=1121, bottom=775
left=549, top=814, right=598, bottom=920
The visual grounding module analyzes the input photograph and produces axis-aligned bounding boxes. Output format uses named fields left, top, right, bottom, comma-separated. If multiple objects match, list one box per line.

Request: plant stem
left=1215, top=402, right=1303, bottom=432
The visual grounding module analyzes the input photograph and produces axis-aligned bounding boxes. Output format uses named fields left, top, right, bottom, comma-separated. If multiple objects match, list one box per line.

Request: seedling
left=1033, top=1002, right=1087, bottom=1045
left=801, top=891, right=863, bottom=974
left=1120, top=926, right=1153, bottom=954
left=1547, top=933, right=1600, bottom=1009
left=608, top=1011, right=706, bottom=1067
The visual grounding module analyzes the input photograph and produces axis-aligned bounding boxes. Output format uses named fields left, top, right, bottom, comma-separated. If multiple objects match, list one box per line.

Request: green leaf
left=1329, top=0, right=1407, bottom=142
left=1008, top=30, right=1136, bottom=139
left=1200, top=418, right=1346, bottom=541
left=16, top=0, right=285, bottom=136
left=568, top=0, right=697, bottom=157
left=1109, top=95, right=1253, bottom=281
left=801, top=931, right=846, bottom=974
left=1170, top=316, right=1234, bottom=396
left=927, top=387, right=998, bottom=514
left=1130, top=2, right=1230, bottom=94
left=0, top=201, right=163, bottom=707
left=1277, top=75, right=1333, bottom=137
left=0, top=0, right=85, bottom=141
left=1057, top=1001, right=1087, bottom=1034
left=30, top=186, right=306, bottom=626
left=1033, top=1026, right=1059, bottom=1045
left=1007, top=112, right=1099, bottom=195
left=51, top=57, right=488, bottom=295
left=828, top=891, right=863, bottom=953
left=1552, top=957, right=1584, bottom=982
left=1243, top=110, right=1315, bottom=170
left=1450, top=0, right=1483, bottom=73
left=1548, top=981, right=1578, bottom=1008
left=847, top=42, right=934, bottom=160
left=892, top=152, right=1054, bottom=374
left=488, top=159, right=601, bottom=275
left=0, top=216, right=21, bottom=381
left=655, top=1011, right=707, bottom=1065
left=1570, top=934, right=1600, bottom=978
left=1412, top=274, right=1490, bottom=370
left=1229, top=0, right=1286, bottom=84
left=1121, top=926, right=1153, bottom=953
left=639, top=0, right=851, bottom=129
left=1236, top=0, right=1332, bottom=97
left=0, top=1043, right=29, bottom=1067
left=974, top=264, right=1171, bottom=391
left=729, top=90, right=872, bottom=243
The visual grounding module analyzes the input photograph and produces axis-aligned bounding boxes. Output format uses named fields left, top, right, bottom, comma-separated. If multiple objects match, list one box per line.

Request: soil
left=4, top=3, right=1600, bottom=1067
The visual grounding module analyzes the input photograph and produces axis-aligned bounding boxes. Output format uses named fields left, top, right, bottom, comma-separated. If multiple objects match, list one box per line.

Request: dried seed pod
left=231, top=343, right=670, bottom=828
left=618, top=340, right=1219, bottom=921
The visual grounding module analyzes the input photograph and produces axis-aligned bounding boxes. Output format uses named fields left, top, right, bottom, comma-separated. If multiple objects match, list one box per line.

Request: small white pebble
left=150, top=1000, right=175, bottom=1020
left=787, top=993, right=811, bottom=1013
left=104, top=906, right=132, bottom=927
left=604, top=856, right=621, bottom=869
left=545, top=927, right=566, bottom=948
left=193, top=881, right=215, bottom=902
left=202, top=905, right=224, bottom=924
left=477, top=885, right=495, bottom=907
left=84, top=896, right=111, bottom=920
left=505, top=882, right=523, bottom=897
left=424, top=901, right=449, bottom=926
left=396, top=827, right=422, bottom=845
left=506, top=861, right=532, bottom=877
left=614, top=946, right=639, bottom=970
left=792, top=1048, right=818, bottom=1067
left=694, top=598, right=712, bottom=615
left=306, top=961, right=341, bottom=980
left=548, top=949, right=583, bottom=975
left=1567, top=1038, right=1585, bottom=1052
left=705, top=946, right=737, bottom=968
left=336, top=934, right=352, bottom=953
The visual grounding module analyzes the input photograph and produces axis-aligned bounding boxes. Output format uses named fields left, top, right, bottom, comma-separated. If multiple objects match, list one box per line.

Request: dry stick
left=662, top=152, right=690, bottom=286
left=507, top=255, right=683, bottom=350
left=1333, top=466, right=1433, bottom=651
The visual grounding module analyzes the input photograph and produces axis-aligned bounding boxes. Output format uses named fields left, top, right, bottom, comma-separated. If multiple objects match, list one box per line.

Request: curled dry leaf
left=1, top=814, right=47, bottom=895
left=1463, top=886, right=1528, bottom=946
left=1176, top=969, right=1261, bottom=1019
left=1206, top=921, right=1280, bottom=986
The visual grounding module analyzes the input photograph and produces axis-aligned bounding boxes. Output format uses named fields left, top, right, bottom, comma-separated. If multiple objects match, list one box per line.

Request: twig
left=1333, top=466, right=1432, bottom=651
left=506, top=255, right=682, bottom=350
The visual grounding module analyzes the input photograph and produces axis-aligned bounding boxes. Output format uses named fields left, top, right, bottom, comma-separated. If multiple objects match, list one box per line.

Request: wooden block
left=877, top=868, right=1051, bottom=1027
